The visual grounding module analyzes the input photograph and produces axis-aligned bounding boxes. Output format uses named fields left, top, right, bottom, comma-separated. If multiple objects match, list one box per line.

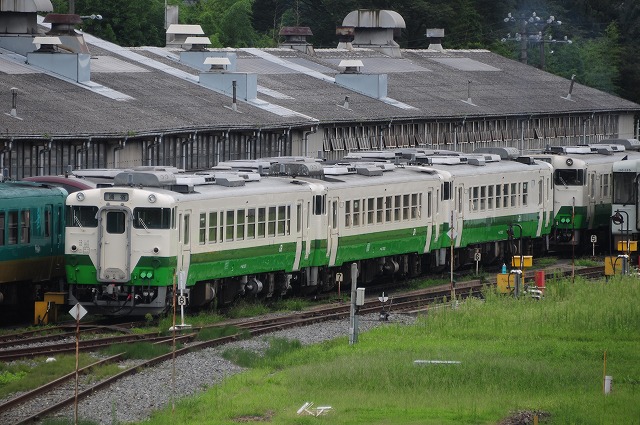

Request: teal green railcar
left=0, top=180, right=67, bottom=322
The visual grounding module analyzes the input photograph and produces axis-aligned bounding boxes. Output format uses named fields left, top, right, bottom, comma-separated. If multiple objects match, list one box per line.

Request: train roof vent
left=323, top=165, right=356, bottom=175
left=467, top=157, right=486, bottom=166
left=430, top=157, right=466, bottom=165
left=515, top=156, right=536, bottom=165
left=549, top=146, right=593, bottom=154
left=473, top=147, right=519, bottom=160
left=214, top=174, right=246, bottom=187
left=356, top=165, right=383, bottom=176
left=114, top=171, right=177, bottom=187
left=133, top=166, right=184, bottom=173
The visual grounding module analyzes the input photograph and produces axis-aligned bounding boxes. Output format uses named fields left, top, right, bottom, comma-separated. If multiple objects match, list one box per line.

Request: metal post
left=349, top=263, right=358, bottom=345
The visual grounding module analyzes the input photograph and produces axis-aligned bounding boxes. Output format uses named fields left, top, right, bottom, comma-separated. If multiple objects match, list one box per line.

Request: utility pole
left=502, top=12, right=572, bottom=70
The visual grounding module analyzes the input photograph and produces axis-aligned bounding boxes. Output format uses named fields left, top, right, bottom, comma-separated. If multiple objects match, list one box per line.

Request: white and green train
left=64, top=153, right=554, bottom=316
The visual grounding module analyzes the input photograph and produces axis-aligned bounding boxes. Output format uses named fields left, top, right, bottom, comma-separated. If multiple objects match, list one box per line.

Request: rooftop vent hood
left=340, top=9, right=405, bottom=58
left=0, top=0, right=54, bottom=55
left=278, top=26, right=315, bottom=56
left=26, top=35, right=90, bottom=82
left=426, top=28, right=445, bottom=52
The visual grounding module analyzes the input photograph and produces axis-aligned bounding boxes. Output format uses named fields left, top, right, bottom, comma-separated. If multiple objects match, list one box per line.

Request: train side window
left=199, top=213, right=206, bottom=245
left=225, top=210, right=234, bottom=241
left=296, top=204, right=302, bottom=233
left=237, top=209, right=246, bottom=239
left=488, top=186, right=494, bottom=209
left=385, top=196, right=392, bottom=222
left=480, top=186, right=486, bottom=211
left=345, top=201, right=351, bottom=227
left=183, top=215, right=190, bottom=245
left=538, top=180, right=543, bottom=205
left=247, top=209, right=256, bottom=239
left=277, top=206, right=286, bottom=236
left=208, top=211, right=218, bottom=243
left=44, top=206, right=51, bottom=238
left=523, top=182, right=528, bottom=206
left=268, top=206, right=276, bottom=237
left=367, top=198, right=374, bottom=224
left=590, top=174, right=596, bottom=198
left=411, top=193, right=419, bottom=219
left=603, top=174, right=610, bottom=197
left=503, top=184, right=509, bottom=208
left=496, top=184, right=502, bottom=209
left=511, top=183, right=517, bottom=207
left=332, top=201, right=338, bottom=229
left=427, top=191, right=432, bottom=218
left=8, top=211, right=17, bottom=245
left=106, top=211, right=125, bottom=234
left=403, top=194, right=410, bottom=220
left=313, top=195, right=326, bottom=215
left=471, top=187, right=479, bottom=211
left=457, top=187, right=463, bottom=213
left=257, top=207, right=266, bottom=238
left=394, top=195, right=401, bottom=221
left=376, top=197, right=383, bottom=223
left=0, top=212, right=4, bottom=246
left=442, top=182, right=451, bottom=200
left=353, top=200, right=360, bottom=226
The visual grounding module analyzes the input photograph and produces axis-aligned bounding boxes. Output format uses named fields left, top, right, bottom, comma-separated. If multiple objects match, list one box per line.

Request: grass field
left=125, top=274, right=640, bottom=425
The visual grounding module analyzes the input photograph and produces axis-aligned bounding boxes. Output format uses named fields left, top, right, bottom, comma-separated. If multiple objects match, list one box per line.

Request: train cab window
left=67, top=206, right=98, bottom=228
left=613, top=172, right=636, bottom=204
left=555, top=169, right=584, bottom=186
left=20, top=211, right=30, bottom=243
left=0, top=212, right=4, bottom=245
left=106, top=211, right=125, bottom=234
left=133, top=208, right=171, bottom=229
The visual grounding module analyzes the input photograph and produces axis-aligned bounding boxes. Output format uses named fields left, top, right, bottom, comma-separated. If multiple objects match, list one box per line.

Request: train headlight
left=153, top=247, right=159, bottom=254
left=76, top=192, right=85, bottom=201
left=148, top=194, right=157, bottom=203
left=566, top=158, right=573, bottom=166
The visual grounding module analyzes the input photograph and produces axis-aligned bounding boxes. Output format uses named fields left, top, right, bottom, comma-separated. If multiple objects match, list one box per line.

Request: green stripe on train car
left=334, top=227, right=428, bottom=265
left=65, top=254, right=176, bottom=287
left=555, top=206, right=588, bottom=229
left=459, top=213, right=542, bottom=247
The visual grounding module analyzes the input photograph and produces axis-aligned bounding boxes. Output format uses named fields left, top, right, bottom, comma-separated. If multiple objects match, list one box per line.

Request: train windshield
left=66, top=206, right=98, bottom=227
left=554, top=169, right=584, bottom=186
left=613, top=172, right=637, bottom=205
left=133, top=207, right=172, bottom=229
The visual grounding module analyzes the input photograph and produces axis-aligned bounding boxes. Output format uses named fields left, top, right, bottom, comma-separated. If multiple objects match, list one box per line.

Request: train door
left=328, top=197, right=339, bottom=266
left=97, top=206, right=131, bottom=282
left=537, top=177, right=546, bottom=237
left=588, top=172, right=597, bottom=228
left=177, top=210, right=191, bottom=278
left=455, top=184, right=464, bottom=246
left=293, top=201, right=304, bottom=270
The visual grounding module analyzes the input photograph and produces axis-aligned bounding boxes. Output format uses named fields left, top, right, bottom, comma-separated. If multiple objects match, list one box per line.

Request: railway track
left=0, top=264, right=605, bottom=424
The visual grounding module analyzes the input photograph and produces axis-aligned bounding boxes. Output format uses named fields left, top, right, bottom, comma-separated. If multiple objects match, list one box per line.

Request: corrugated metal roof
left=324, top=57, right=429, bottom=73
left=237, top=58, right=298, bottom=74
left=90, top=56, right=149, bottom=73
left=428, top=57, right=500, bottom=72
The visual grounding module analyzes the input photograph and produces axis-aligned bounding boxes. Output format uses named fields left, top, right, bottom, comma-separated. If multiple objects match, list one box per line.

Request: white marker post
left=68, top=303, right=87, bottom=425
